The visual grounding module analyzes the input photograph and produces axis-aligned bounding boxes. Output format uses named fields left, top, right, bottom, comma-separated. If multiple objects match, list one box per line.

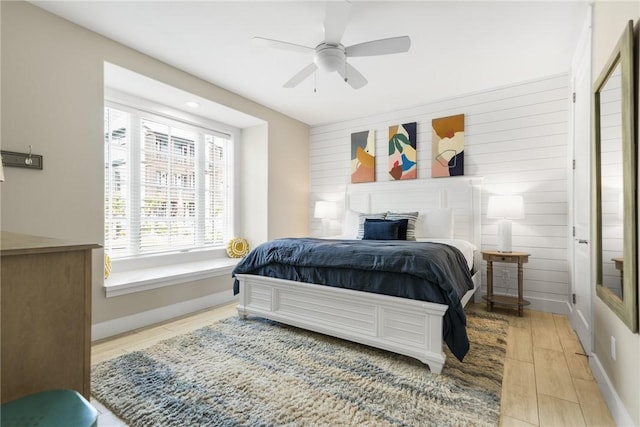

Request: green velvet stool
left=1, top=389, right=98, bottom=427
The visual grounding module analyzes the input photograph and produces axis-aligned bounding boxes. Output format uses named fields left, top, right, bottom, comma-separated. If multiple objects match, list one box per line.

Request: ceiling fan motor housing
left=314, top=43, right=346, bottom=72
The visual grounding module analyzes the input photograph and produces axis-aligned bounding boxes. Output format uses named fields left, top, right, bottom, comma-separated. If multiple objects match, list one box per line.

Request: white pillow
left=342, top=209, right=360, bottom=238
left=385, top=211, right=418, bottom=240
left=416, top=208, right=454, bottom=239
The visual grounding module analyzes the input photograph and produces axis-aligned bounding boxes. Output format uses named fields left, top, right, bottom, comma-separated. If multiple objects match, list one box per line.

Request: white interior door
left=570, top=10, right=592, bottom=352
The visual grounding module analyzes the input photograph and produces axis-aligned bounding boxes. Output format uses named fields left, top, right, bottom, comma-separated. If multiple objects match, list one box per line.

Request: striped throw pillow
left=356, top=212, right=387, bottom=239
left=386, top=211, right=419, bottom=240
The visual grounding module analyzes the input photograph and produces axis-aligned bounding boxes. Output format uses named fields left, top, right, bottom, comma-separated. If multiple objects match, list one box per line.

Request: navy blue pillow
left=363, top=219, right=408, bottom=240
left=364, top=218, right=409, bottom=240
left=363, top=221, right=399, bottom=240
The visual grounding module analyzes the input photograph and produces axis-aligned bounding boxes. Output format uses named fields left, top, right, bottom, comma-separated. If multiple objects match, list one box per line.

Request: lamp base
left=497, top=219, right=513, bottom=253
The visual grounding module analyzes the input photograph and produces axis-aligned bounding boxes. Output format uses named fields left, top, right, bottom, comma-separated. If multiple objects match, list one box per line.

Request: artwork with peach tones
left=351, top=130, right=376, bottom=183
left=432, top=114, right=464, bottom=177
left=388, top=122, right=417, bottom=180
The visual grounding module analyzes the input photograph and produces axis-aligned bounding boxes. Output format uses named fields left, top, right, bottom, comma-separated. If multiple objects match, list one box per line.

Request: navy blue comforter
left=232, top=238, right=474, bottom=361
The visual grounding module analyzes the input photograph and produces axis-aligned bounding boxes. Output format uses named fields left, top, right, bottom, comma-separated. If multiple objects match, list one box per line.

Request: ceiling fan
left=253, top=1, right=411, bottom=90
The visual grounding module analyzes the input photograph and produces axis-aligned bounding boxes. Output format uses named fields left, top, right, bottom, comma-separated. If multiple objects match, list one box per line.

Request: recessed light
left=185, top=101, right=200, bottom=108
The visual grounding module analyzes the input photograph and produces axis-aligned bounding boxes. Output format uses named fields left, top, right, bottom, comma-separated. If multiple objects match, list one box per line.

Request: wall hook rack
left=1, top=148, right=43, bottom=170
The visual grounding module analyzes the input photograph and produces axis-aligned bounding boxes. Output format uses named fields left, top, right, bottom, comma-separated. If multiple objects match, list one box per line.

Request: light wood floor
left=90, top=303, right=615, bottom=427
left=497, top=306, right=615, bottom=427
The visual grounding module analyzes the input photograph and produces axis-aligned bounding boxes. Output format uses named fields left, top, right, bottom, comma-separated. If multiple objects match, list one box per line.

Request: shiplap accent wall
left=310, top=74, right=571, bottom=313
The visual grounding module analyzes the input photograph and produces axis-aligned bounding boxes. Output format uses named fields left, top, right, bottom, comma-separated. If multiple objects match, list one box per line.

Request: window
left=104, top=102, right=233, bottom=259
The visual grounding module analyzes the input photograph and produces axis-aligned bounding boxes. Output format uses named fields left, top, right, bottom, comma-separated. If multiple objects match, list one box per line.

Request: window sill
left=104, top=257, right=241, bottom=298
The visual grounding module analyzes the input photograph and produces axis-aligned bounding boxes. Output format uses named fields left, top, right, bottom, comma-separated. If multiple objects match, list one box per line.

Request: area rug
left=92, top=308, right=508, bottom=426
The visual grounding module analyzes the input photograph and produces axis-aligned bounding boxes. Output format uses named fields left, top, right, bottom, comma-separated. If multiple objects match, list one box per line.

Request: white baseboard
left=526, top=297, right=571, bottom=315
left=478, top=290, right=571, bottom=315
left=92, top=290, right=238, bottom=341
left=590, top=353, right=635, bottom=427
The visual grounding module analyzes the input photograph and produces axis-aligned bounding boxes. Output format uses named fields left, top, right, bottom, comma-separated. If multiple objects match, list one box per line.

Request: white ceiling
left=31, top=1, right=589, bottom=127
left=104, top=62, right=266, bottom=128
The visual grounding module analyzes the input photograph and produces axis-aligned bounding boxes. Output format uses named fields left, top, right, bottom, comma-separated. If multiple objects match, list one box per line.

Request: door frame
left=568, top=6, right=593, bottom=353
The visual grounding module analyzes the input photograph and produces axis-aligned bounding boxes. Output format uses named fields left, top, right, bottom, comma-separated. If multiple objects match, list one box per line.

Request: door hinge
left=573, top=226, right=576, bottom=237
left=572, top=293, right=577, bottom=304
left=573, top=92, right=576, bottom=103
left=573, top=159, right=576, bottom=169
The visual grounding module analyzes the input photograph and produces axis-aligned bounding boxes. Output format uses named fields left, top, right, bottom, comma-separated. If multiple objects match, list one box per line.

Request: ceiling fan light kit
left=314, top=44, right=346, bottom=72
left=253, top=1, right=411, bottom=90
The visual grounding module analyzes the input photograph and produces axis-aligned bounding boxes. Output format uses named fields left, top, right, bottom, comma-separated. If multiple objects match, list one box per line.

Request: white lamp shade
left=314, top=201, right=337, bottom=219
left=487, top=195, right=525, bottom=219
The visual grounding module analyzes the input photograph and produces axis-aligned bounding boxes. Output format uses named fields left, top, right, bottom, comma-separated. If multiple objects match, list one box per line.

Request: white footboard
left=235, top=273, right=449, bottom=374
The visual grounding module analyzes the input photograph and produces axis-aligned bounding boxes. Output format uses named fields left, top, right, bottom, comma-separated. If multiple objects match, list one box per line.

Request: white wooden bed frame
left=235, top=177, right=483, bottom=373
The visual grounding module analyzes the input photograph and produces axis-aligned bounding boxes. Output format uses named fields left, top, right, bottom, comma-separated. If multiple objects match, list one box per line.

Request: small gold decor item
left=226, top=238, right=249, bottom=258
left=104, top=253, right=112, bottom=279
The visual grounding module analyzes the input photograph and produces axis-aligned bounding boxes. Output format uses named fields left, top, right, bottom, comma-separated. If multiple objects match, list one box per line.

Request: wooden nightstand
left=482, top=250, right=530, bottom=316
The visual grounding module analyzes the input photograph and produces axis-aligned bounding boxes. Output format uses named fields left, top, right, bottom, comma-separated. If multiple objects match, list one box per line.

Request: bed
left=233, top=177, right=483, bottom=373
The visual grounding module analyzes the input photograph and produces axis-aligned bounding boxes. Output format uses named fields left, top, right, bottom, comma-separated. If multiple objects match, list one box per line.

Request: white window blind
left=104, top=103, right=232, bottom=259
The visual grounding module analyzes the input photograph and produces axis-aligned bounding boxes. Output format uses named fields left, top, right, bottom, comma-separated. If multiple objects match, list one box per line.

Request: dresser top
left=0, top=231, right=100, bottom=256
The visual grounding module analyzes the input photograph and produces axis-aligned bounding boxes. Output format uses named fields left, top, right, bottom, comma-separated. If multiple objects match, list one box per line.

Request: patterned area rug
left=92, top=308, right=508, bottom=426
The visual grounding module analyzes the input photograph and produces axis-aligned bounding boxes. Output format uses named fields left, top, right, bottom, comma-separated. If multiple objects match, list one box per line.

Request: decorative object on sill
left=389, top=122, right=417, bottom=180
left=314, top=200, right=338, bottom=236
left=104, top=253, right=112, bottom=280
left=487, top=195, right=525, bottom=253
left=351, top=129, right=375, bottom=183
left=432, top=114, right=464, bottom=177
left=226, top=238, right=250, bottom=258
left=0, top=146, right=43, bottom=170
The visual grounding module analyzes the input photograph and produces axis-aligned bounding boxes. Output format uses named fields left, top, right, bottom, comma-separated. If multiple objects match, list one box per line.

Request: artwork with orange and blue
left=388, top=122, right=417, bottom=180
left=351, top=130, right=376, bottom=183
left=432, top=114, right=464, bottom=178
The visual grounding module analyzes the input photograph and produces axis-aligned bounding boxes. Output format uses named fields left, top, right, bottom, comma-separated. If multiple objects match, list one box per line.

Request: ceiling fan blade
left=284, top=63, right=318, bottom=88
left=252, top=37, right=313, bottom=54
left=346, top=36, right=411, bottom=57
left=323, top=1, right=351, bottom=44
left=337, top=63, right=367, bottom=89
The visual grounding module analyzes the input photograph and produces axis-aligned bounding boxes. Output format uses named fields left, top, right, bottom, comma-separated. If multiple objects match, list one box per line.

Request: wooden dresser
left=0, top=231, right=99, bottom=403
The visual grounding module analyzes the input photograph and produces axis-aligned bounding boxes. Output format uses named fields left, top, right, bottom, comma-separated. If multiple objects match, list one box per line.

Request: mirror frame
left=593, top=20, right=637, bottom=332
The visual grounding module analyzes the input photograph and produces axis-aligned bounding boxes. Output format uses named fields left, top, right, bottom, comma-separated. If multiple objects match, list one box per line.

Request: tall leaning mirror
left=594, top=20, right=637, bottom=332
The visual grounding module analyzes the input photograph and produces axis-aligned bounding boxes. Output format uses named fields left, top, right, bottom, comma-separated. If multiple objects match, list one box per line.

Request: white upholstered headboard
left=346, top=176, right=483, bottom=250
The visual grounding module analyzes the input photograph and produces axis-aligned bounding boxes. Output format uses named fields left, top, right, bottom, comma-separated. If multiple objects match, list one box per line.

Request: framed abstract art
left=388, top=122, right=417, bottom=180
left=351, top=129, right=376, bottom=183
left=432, top=114, right=464, bottom=177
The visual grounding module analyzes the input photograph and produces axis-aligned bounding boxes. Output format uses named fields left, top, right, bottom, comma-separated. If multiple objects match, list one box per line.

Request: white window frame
left=104, top=89, right=241, bottom=297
